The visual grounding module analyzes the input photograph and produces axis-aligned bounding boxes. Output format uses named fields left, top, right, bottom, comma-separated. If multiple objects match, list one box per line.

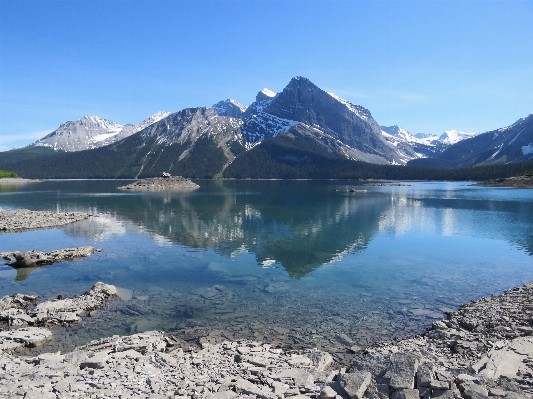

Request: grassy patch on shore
left=0, top=170, right=19, bottom=178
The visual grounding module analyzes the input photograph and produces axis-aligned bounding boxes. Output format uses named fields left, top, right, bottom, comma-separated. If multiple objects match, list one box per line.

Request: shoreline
left=0, top=178, right=42, bottom=184
left=0, top=281, right=532, bottom=398
left=473, top=175, right=533, bottom=189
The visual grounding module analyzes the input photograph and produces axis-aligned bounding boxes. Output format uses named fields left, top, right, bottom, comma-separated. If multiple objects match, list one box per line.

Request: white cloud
left=0, top=130, right=53, bottom=150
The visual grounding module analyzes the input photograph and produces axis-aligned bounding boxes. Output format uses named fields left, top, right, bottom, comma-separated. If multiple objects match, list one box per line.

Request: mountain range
left=34, top=112, right=172, bottom=152
left=408, top=114, right=533, bottom=168
left=1, top=76, right=532, bottom=179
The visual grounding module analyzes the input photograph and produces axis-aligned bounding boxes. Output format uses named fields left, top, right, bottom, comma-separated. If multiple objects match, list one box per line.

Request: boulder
left=384, top=352, right=420, bottom=390
left=338, top=371, right=372, bottom=399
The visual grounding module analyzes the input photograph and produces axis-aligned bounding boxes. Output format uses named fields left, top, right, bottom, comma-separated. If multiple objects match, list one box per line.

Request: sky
left=1, top=0, right=532, bottom=151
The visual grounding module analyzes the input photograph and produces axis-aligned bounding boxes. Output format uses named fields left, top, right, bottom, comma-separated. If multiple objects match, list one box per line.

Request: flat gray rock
left=473, top=336, right=533, bottom=379
left=384, top=352, right=420, bottom=390
left=0, top=282, right=118, bottom=327
left=0, top=327, right=52, bottom=351
left=339, top=371, right=372, bottom=399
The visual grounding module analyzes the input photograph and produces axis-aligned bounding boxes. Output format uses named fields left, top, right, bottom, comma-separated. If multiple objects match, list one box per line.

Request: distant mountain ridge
left=380, top=125, right=477, bottom=159
left=408, top=114, right=533, bottom=168
left=33, top=111, right=172, bottom=152
left=1, top=76, right=532, bottom=179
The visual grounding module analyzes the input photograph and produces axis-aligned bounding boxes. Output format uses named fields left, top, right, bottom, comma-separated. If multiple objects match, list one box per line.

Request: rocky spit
left=0, top=282, right=531, bottom=398
left=118, top=174, right=200, bottom=191
left=0, top=282, right=118, bottom=331
left=0, top=178, right=41, bottom=184
left=0, top=208, right=91, bottom=233
left=0, top=246, right=101, bottom=268
left=474, top=176, right=533, bottom=189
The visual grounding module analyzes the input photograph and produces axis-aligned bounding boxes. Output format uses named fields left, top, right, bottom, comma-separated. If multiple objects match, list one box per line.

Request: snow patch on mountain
left=34, top=112, right=173, bottom=152
left=130, top=111, right=172, bottom=132
left=242, top=113, right=298, bottom=144
left=327, top=92, right=371, bottom=120
left=77, top=115, right=124, bottom=131
left=380, top=125, right=429, bottom=145
left=414, top=132, right=439, bottom=139
left=89, top=132, right=121, bottom=143
left=261, top=88, right=276, bottom=98
left=438, top=130, right=478, bottom=145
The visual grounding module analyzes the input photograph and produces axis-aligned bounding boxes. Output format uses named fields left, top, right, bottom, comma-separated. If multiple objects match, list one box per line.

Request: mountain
left=239, top=77, right=405, bottom=164
left=414, top=132, right=438, bottom=139
left=381, top=125, right=448, bottom=158
left=212, top=99, right=247, bottom=118
left=242, top=88, right=277, bottom=118
left=408, top=114, right=533, bottom=168
left=3, top=76, right=532, bottom=180
left=438, top=130, right=478, bottom=145
left=33, top=112, right=172, bottom=152
left=0, top=107, right=245, bottom=179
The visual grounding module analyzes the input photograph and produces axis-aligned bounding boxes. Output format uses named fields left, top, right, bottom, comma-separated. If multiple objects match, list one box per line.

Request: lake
left=1, top=179, right=532, bottom=361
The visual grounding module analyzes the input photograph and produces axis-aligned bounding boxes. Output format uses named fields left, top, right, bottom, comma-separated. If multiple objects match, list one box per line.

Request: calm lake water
left=1, top=179, right=533, bottom=359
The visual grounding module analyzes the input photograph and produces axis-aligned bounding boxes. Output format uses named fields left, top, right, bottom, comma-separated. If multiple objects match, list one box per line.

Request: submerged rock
left=0, top=246, right=101, bottom=268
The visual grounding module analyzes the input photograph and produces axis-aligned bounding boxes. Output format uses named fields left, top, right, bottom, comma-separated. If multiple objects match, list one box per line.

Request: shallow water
left=1, top=179, right=533, bottom=359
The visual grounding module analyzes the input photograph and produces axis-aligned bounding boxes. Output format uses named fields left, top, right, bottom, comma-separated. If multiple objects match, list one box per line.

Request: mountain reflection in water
left=62, top=184, right=386, bottom=278
left=59, top=180, right=533, bottom=278
left=2, top=180, right=533, bottom=361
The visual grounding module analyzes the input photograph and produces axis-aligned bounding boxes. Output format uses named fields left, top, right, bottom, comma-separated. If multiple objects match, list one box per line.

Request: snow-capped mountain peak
left=212, top=99, right=247, bottom=118
left=77, top=115, right=123, bottom=131
left=125, top=111, right=172, bottom=132
left=34, top=111, right=173, bottom=152
left=261, top=88, right=276, bottom=98
left=438, top=130, right=478, bottom=145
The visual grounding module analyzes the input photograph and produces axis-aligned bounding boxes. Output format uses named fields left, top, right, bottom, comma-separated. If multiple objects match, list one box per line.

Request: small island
left=118, top=173, right=200, bottom=191
left=473, top=174, right=533, bottom=188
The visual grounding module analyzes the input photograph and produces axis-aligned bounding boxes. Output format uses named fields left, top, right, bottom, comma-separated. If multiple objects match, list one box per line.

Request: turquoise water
left=1, top=180, right=533, bottom=356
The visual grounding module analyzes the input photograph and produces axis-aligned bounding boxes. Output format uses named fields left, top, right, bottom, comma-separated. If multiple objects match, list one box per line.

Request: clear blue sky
left=1, top=0, right=532, bottom=150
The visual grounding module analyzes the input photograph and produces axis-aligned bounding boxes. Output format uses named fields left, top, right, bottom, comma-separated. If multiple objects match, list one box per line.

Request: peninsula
left=473, top=175, right=533, bottom=188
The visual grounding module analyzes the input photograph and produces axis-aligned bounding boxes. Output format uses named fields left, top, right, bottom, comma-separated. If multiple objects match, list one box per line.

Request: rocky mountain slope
left=33, top=112, right=172, bottom=152
left=409, top=114, right=533, bottom=168
left=2, top=77, right=532, bottom=178
left=0, top=107, right=245, bottom=179
left=239, top=77, right=404, bottom=164
left=212, top=99, right=247, bottom=118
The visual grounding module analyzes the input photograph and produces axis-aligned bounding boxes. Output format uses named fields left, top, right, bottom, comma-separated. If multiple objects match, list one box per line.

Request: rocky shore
left=0, top=281, right=531, bottom=398
left=473, top=176, right=533, bottom=188
left=0, top=208, right=92, bottom=233
left=118, top=173, right=200, bottom=191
